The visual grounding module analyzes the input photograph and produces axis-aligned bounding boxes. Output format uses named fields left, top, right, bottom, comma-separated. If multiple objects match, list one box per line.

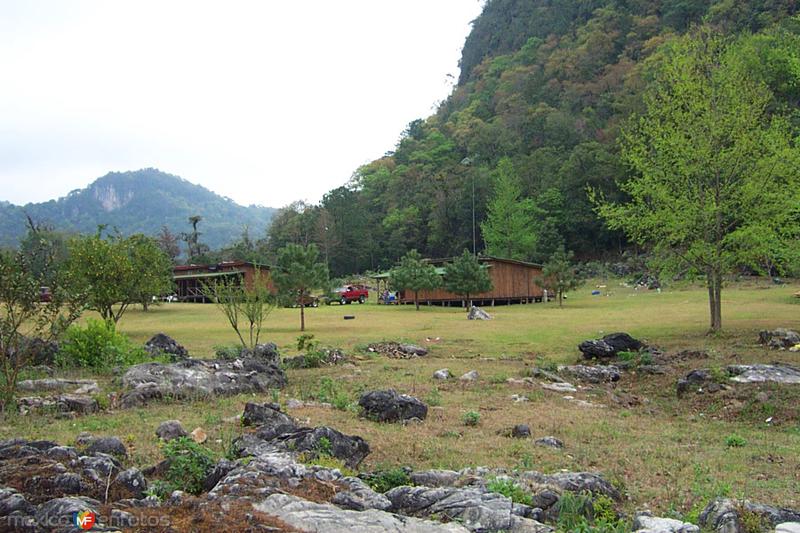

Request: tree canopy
left=594, top=30, right=800, bottom=331
left=444, top=251, right=493, bottom=308
left=272, top=243, right=329, bottom=331
left=389, top=250, right=441, bottom=310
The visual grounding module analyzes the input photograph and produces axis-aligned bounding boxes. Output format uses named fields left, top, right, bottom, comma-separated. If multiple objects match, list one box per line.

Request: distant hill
left=0, top=169, right=276, bottom=250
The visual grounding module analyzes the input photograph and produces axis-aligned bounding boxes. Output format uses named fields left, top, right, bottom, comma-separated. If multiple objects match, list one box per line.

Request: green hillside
left=268, top=0, right=799, bottom=276
left=0, top=169, right=276, bottom=250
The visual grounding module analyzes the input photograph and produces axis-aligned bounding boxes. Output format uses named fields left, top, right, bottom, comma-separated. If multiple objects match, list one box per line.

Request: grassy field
left=3, top=279, right=799, bottom=519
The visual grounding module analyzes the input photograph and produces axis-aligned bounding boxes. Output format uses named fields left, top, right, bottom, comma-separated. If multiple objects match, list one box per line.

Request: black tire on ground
left=340, top=297, right=347, bottom=305
left=358, top=295, right=365, bottom=304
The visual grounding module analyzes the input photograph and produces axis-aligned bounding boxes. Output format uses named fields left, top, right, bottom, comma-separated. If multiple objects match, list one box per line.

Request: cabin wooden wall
left=409, top=260, right=545, bottom=302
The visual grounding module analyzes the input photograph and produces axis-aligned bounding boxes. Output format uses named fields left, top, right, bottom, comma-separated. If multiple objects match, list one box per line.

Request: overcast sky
left=0, top=1, right=484, bottom=208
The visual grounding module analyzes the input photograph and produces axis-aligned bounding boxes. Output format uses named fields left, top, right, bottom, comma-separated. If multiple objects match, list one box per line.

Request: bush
left=57, top=319, right=149, bottom=369
left=162, top=437, right=216, bottom=495
left=316, top=377, right=350, bottom=410
left=555, top=492, right=627, bottom=533
left=486, top=477, right=532, bottom=506
left=725, top=434, right=747, bottom=447
left=213, top=343, right=243, bottom=360
left=425, top=388, right=442, bottom=407
left=364, top=467, right=412, bottom=493
left=462, top=410, right=480, bottom=426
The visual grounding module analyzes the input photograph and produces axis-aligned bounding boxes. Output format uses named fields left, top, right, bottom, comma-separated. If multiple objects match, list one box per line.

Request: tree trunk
left=414, top=290, right=420, bottom=311
left=558, top=290, right=563, bottom=308
left=707, top=269, right=722, bottom=332
left=300, top=303, right=305, bottom=332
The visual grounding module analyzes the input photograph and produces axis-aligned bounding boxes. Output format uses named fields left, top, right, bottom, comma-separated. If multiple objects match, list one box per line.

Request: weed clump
left=486, top=477, right=532, bottom=506
left=162, top=437, right=216, bottom=495
left=462, top=410, right=480, bottom=426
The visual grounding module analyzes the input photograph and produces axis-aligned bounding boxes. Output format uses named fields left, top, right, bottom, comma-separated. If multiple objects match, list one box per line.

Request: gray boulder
left=400, top=344, right=429, bottom=356
left=468, top=306, right=492, bottom=320
left=56, top=394, right=99, bottom=415
left=776, top=524, right=800, bottom=533
left=332, top=477, right=392, bottom=511
left=248, top=342, right=280, bottom=364
left=84, top=436, right=127, bottom=458
left=634, top=512, right=699, bottom=532
left=0, top=487, right=34, bottom=517
left=255, top=493, right=470, bottom=532
left=433, top=369, right=452, bottom=380
left=359, top=390, right=428, bottom=423
left=113, top=468, right=147, bottom=499
left=241, top=402, right=294, bottom=430
left=534, top=437, right=563, bottom=449
left=758, top=328, right=800, bottom=349
left=155, top=420, right=187, bottom=441
left=411, top=470, right=462, bottom=488
left=460, top=370, right=479, bottom=382
left=270, top=426, right=370, bottom=469
left=144, top=333, right=188, bottom=360
left=35, top=496, right=100, bottom=529
left=700, top=498, right=800, bottom=532
left=511, top=425, right=531, bottom=439
left=579, top=332, right=642, bottom=359
left=386, top=485, right=553, bottom=532
left=727, top=364, right=800, bottom=384
left=120, top=357, right=286, bottom=408
left=558, top=365, right=620, bottom=383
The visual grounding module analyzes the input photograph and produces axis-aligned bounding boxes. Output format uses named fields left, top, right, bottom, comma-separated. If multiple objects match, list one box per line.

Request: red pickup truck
left=331, top=285, right=369, bottom=305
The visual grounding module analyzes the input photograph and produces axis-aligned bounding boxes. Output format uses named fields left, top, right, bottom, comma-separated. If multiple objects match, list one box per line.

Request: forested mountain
left=266, top=0, right=799, bottom=277
left=0, top=169, right=276, bottom=251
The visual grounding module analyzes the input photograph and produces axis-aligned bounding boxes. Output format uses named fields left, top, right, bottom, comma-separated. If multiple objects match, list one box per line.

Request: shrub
left=364, top=467, right=412, bottom=493
left=616, top=351, right=637, bottom=362
left=462, top=410, right=480, bottom=426
left=486, top=478, right=533, bottom=506
left=144, top=480, right=170, bottom=501
left=162, top=436, right=216, bottom=495
left=213, top=343, right=242, bottom=360
left=316, top=377, right=350, bottom=410
left=425, top=388, right=442, bottom=407
left=57, top=319, right=149, bottom=369
left=725, top=434, right=747, bottom=447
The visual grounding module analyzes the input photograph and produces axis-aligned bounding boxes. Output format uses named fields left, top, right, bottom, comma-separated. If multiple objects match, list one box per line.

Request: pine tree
left=542, top=246, right=582, bottom=307
left=389, top=250, right=441, bottom=311
left=481, top=158, right=538, bottom=261
left=272, top=244, right=328, bottom=331
left=444, top=250, right=492, bottom=309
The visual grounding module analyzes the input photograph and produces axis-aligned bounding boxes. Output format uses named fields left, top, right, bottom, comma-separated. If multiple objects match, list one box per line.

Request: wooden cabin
left=374, top=256, right=549, bottom=307
left=173, top=261, right=273, bottom=303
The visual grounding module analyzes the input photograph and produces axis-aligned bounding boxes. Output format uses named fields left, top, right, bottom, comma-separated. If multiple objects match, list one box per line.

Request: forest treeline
left=240, top=0, right=798, bottom=277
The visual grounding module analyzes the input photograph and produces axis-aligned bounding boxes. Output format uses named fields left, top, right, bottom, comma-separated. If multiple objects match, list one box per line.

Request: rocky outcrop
left=120, top=357, right=286, bottom=408
left=758, top=329, right=800, bottom=350
left=633, top=512, right=699, bottom=532
left=155, top=420, right=188, bottom=441
left=145, top=333, right=189, bottom=360
left=727, top=364, right=800, bottom=384
left=255, top=493, right=470, bottom=532
left=700, top=498, right=800, bottom=532
left=559, top=365, right=621, bottom=383
left=367, top=342, right=428, bottom=358
left=386, top=485, right=553, bottom=532
left=579, top=332, right=643, bottom=359
left=359, top=390, right=428, bottom=423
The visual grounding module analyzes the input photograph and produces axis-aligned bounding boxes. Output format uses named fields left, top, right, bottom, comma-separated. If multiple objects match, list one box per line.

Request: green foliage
left=0, top=243, right=84, bottom=409
left=481, top=158, right=542, bottom=261
left=144, top=480, right=170, bottom=501
left=725, top=434, right=747, bottom=447
left=486, top=477, right=533, bottom=506
left=65, top=232, right=174, bottom=323
left=273, top=243, right=328, bottom=331
left=594, top=30, right=800, bottom=331
left=213, top=343, right=243, bottom=360
left=364, top=467, right=412, bottom=493
left=555, top=491, right=627, bottom=533
left=425, top=388, right=442, bottom=407
left=543, top=246, right=583, bottom=307
left=57, top=319, right=148, bottom=369
left=203, top=267, right=274, bottom=349
left=315, top=377, right=350, bottom=410
left=389, top=250, right=441, bottom=310
left=162, top=436, right=216, bottom=495
left=444, top=250, right=493, bottom=306
left=462, top=410, right=481, bottom=426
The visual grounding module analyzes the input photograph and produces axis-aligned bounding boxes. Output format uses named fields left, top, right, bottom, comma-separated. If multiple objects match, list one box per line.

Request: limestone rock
left=558, top=365, right=620, bottom=383
left=359, top=390, right=428, bottom=423
left=433, top=369, right=452, bottom=380
left=634, top=512, right=699, bottom=532
left=468, top=306, right=492, bottom=320
left=255, top=493, right=470, bottom=532
left=144, top=333, right=188, bottom=360
left=155, top=420, right=187, bottom=441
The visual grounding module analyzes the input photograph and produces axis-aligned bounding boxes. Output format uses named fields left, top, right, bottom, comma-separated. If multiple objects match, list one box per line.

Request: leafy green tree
left=203, top=268, right=274, bottom=349
left=481, top=158, right=539, bottom=261
left=273, top=243, right=328, bottom=331
left=181, top=215, right=209, bottom=262
left=444, top=250, right=492, bottom=309
left=542, top=246, right=582, bottom=308
left=593, top=31, right=800, bottom=331
left=389, top=250, right=441, bottom=310
left=0, top=248, right=84, bottom=410
left=126, top=234, right=175, bottom=311
left=66, top=233, right=174, bottom=323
